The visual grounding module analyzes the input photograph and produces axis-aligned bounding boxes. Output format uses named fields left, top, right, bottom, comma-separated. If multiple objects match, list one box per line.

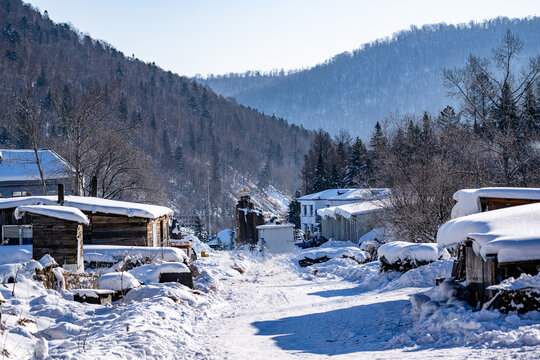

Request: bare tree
left=443, top=30, right=540, bottom=186
left=51, top=81, right=120, bottom=195
left=10, top=74, right=49, bottom=194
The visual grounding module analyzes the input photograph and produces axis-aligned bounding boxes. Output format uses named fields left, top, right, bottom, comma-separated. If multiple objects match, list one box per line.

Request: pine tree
left=174, top=145, right=185, bottom=170
left=368, top=122, right=387, bottom=186
left=344, top=137, right=368, bottom=187
left=257, top=161, right=271, bottom=189
left=194, top=216, right=205, bottom=239
left=162, top=130, right=172, bottom=160
left=437, top=106, right=459, bottom=129
left=287, top=191, right=301, bottom=228
left=493, top=81, right=519, bottom=131
left=522, top=82, right=540, bottom=135
left=312, top=153, right=329, bottom=192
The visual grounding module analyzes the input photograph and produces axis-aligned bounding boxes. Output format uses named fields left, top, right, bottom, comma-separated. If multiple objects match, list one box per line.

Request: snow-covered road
left=186, top=254, right=537, bottom=360
left=2, top=248, right=539, bottom=359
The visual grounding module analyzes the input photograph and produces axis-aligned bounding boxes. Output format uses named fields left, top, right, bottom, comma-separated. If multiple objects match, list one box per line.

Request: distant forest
left=0, top=0, right=312, bottom=231
left=201, top=17, right=540, bottom=138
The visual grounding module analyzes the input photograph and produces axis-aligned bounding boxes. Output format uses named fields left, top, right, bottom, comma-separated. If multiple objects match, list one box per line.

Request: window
left=12, top=191, right=31, bottom=197
left=310, top=205, right=313, bottom=216
left=303, top=205, right=307, bottom=216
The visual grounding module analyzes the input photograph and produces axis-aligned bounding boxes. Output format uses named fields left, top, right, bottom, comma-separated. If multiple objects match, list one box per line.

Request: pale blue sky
left=26, top=0, right=540, bottom=77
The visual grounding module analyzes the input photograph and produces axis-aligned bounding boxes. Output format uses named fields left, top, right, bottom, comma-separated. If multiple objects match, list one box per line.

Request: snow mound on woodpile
left=84, top=245, right=189, bottom=264
left=319, top=240, right=359, bottom=248
left=437, top=202, right=540, bottom=263
left=296, top=246, right=370, bottom=264
left=378, top=241, right=449, bottom=264
left=97, top=272, right=141, bottom=291
left=129, top=262, right=190, bottom=284
left=488, top=273, right=540, bottom=291
left=303, top=257, right=453, bottom=292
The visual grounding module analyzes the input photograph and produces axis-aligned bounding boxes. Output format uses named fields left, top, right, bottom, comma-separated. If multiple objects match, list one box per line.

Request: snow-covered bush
left=378, top=241, right=450, bottom=272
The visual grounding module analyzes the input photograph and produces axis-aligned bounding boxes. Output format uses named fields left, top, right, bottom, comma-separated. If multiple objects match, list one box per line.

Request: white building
left=257, top=224, right=296, bottom=253
left=317, top=200, right=387, bottom=242
left=297, top=188, right=389, bottom=236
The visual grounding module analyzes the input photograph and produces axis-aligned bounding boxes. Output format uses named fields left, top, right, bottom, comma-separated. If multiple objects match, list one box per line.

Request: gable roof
left=317, top=199, right=387, bottom=219
left=0, top=195, right=173, bottom=219
left=0, top=149, right=71, bottom=182
left=298, top=188, right=389, bottom=201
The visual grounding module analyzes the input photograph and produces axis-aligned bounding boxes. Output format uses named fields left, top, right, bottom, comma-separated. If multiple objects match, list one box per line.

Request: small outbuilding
left=257, top=224, right=296, bottom=253
left=437, top=187, right=540, bottom=306
left=14, top=205, right=89, bottom=272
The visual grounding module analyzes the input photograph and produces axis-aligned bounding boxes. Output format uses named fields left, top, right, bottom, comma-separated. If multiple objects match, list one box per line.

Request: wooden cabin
left=14, top=205, right=88, bottom=272
left=0, top=195, right=173, bottom=248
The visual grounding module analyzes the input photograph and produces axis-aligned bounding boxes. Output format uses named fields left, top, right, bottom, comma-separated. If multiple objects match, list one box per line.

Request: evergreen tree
left=312, top=153, right=329, bottom=192
left=522, top=82, right=540, bottom=135
left=493, top=81, right=519, bottom=131
left=344, top=137, right=368, bottom=187
left=287, top=191, right=301, bottom=228
left=162, top=130, right=172, bottom=160
left=194, top=216, right=205, bottom=239
left=368, top=122, right=387, bottom=186
left=437, top=106, right=459, bottom=129
left=257, top=161, right=271, bottom=189
left=174, top=145, right=185, bottom=170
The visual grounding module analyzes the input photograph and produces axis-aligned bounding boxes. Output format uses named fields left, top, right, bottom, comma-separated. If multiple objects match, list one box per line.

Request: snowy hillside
left=200, top=17, right=540, bottom=137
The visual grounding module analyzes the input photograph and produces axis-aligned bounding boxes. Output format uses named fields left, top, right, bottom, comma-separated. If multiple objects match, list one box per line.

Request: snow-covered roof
left=298, top=188, right=389, bottom=202
left=0, top=149, right=70, bottom=182
left=256, top=224, right=295, bottom=230
left=377, top=241, right=448, bottom=264
left=437, top=202, right=540, bottom=263
left=317, top=199, right=386, bottom=219
left=298, top=189, right=353, bottom=201
left=14, top=205, right=90, bottom=225
left=451, top=187, right=540, bottom=219
left=0, top=195, right=173, bottom=219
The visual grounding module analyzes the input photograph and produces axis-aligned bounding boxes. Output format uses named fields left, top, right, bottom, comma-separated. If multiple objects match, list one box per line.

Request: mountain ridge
left=200, top=17, right=540, bottom=138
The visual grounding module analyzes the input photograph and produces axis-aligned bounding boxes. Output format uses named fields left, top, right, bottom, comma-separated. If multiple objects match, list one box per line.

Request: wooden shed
left=439, top=188, right=540, bottom=306
left=14, top=205, right=89, bottom=272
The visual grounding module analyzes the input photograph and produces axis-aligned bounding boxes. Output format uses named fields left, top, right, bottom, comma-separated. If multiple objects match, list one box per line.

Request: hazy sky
left=26, top=0, right=540, bottom=77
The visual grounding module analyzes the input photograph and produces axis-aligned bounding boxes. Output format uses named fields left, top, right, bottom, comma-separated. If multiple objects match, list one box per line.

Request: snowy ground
left=1, top=249, right=540, bottom=359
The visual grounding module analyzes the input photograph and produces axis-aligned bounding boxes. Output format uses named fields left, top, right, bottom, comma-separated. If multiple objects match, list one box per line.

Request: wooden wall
left=32, top=215, right=82, bottom=269
left=465, top=244, right=497, bottom=303
left=0, top=208, right=31, bottom=227
left=84, top=213, right=169, bottom=247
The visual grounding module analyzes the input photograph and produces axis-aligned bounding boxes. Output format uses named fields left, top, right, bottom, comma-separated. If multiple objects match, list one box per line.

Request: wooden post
left=91, top=176, right=98, bottom=197
left=57, top=184, right=64, bottom=205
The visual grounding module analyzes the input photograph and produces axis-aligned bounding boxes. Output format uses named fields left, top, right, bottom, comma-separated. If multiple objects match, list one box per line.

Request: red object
left=170, top=240, right=191, bottom=257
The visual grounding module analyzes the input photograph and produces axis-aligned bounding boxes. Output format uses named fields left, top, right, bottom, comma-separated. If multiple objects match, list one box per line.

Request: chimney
left=57, top=183, right=64, bottom=205
left=91, top=176, right=98, bottom=197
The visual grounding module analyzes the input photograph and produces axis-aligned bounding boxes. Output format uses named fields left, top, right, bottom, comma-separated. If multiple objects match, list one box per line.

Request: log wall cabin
left=0, top=195, right=173, bottom=248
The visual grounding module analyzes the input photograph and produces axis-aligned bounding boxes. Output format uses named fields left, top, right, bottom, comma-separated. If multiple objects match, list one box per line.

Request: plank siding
left=32, top=215, right=82, bottom=268
left=83, top=213, right=169, bottom=247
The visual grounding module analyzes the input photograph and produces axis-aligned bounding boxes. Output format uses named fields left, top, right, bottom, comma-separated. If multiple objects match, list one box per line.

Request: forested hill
left=0, top=0, right=312, bottom=230
left=200, top=17, right=540, bottom=138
